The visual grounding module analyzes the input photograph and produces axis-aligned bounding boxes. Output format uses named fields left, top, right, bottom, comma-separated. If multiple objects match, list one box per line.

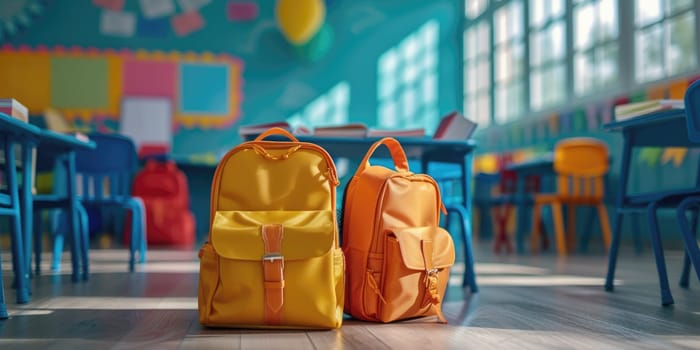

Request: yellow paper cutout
left=0, top=50, right=51, bottom=113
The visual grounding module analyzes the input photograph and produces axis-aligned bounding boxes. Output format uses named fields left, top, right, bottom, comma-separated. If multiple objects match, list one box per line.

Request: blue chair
left=32, top=153, right=90, bottom=281
left=606, top=80, right=700, bottom=305
left=472, top=172, right=499, bottom=240
left=73, top=133, right=147, bottom=271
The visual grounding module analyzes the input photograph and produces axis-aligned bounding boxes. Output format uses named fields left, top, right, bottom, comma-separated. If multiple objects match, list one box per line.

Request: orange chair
left=530, top=138, right=612, bottom=256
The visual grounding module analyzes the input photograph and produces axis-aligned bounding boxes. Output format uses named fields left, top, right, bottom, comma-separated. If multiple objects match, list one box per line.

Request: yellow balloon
left=275, top=0, right=325, bottom=44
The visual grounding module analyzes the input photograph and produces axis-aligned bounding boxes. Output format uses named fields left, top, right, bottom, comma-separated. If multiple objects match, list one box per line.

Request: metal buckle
left=427, top=268, right=439, bottom=276
left=263, top=253, right=283, bottom=263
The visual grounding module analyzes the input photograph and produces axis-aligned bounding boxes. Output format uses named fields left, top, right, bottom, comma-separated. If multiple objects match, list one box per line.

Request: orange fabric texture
left=198, top=127, right=344, bottom=329
left=342, top=137, right=455, bottom=323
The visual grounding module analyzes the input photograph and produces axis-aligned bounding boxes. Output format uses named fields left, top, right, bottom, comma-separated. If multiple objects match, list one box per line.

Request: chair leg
left=551, top=202, right=567, bottom=256
left=0, top=249, right=7, bottom=319
left=52, top=210, right=64, bottom=272
left=567, top=205, right=577, bottom=253
left=33, top=212, right=43, bottom=276
left=530, top=202, right=542, bottom=254
left=493, top=205, right=512, bottom=254
left=446, top=204, right=478, bottom=293
left=77, top=203, right=90, bottom=281
left=605, top=211, right=624, bottom=292
left=678, top=198, right=700, bottom=284
left=596, top=203, right=612, bottom=251
left=679, top=205, right=697, bottom=288
left=647, top=202, right=674, bottom=306
left=580, top=206, right=596, bottom=253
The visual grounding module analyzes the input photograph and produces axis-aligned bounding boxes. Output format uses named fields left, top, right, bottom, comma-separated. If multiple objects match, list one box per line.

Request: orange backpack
left=341, top=138, right=455, bottom=323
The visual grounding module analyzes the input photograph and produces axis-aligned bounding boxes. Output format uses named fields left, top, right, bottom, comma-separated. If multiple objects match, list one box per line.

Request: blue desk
left=603, top=109, right=698, bottom=304
left=505, top=154, right=555, bottom=253
left=0, top=112, right=40, bottom=306
left=30, top=130, right=96, bottom=282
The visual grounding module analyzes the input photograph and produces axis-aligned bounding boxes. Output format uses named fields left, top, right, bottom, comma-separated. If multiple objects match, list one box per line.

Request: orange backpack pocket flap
left=210, top=210, right=335, bottom=261
left=391, top=226, right=455, bottom=270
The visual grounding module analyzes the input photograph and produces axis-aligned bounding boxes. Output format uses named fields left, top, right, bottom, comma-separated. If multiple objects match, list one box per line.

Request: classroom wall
left=2, top=0, right=463, bottom=162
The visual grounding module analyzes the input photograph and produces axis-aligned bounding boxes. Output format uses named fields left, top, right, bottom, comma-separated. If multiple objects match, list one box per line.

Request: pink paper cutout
left=123, top=59, right=177, bottom=99
left=93, top=0, right=125, bottom=11
left=171, top=11, right=205, bottom=37
left=227, top=2, right=259, bottom=21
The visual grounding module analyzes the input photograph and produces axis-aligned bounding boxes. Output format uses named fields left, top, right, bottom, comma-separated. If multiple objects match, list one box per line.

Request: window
left=573, top=0, right=619, bottom=95
left=493, top=0, right=525, bottom=123
left=286, top=82, right=350, bottom=129
left=466, top=0, right=488, bottom=19
left=529, top=0, right=566, bottom=111
left=634, top=0, right=696, bottom=82
left=464, top=20, right=491, bottom=126
left=377, top=20, right=440, bottom=134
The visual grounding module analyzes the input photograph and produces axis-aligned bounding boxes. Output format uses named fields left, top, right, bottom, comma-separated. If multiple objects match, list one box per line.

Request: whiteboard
left=120, top=97, right=172, bottom=149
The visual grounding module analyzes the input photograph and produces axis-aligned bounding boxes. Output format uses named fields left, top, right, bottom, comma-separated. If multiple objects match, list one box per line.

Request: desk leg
left=21, top=142, right=34, bottom=287
left=5, top=139, right=29, bottom=304
left=605, top=132, right=633, bottom=292
left=65, top=154, right=81, bottom=283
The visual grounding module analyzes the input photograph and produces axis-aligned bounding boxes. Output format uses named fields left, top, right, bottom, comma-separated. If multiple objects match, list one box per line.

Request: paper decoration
left=179, top=63, right=229, bottom=114
left=600, top=100, right=613, bottom=124
left=548, top=114, right=559, bottom=136
left=661, top=147, right=688, bottom=167
left=560, top=112, right=572, bottom=134
left=639, top=148, right=663, bottom=166
left=669, top=79, right=689, bottom=99
left=171, top=11, right=204, bottom=36
left=585, top=104, right=598, bottom=131
left=647, top=84, right=667, bottom=99
left=140, top=0, right=176, bottom=18
left=93, top=0, right=125, bottom=11
left=630, top=90, right=646, bottom=103
left=137, top=17, right=170, bottom=37
left=227, top=2, right=259, bottom=21
left=51, top=57, right=109, bottom=109
left=120, top=97, right=173, bottom=149
left=573, top=109, right=586, bottom=132
left=275, top=0, right=325, bottom=44
left=0, top=51, right=51, bottom=111
left=123, top=60, right=177, bottom=98
left=99, top=10, right=136, bottom=37
left=178, top=0, right=211, bottom=11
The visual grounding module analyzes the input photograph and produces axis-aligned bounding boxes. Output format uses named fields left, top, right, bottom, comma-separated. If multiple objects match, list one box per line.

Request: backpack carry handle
left=356, top=137, right=409, bottom=174
left=254, top=127, right=299, bottom=142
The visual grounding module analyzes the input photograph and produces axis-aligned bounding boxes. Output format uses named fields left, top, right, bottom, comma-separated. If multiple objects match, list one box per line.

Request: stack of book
left=432, top=111, right=478, bottom=140
left=0, top=98, right=28, bottom=122
left=614, top=99, right=685, bottom=121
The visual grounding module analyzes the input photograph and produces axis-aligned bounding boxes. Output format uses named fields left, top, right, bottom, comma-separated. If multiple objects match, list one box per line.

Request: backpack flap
left=210, top=210, right=335, bottom=261
left=391, top=227, right=455, bottom=270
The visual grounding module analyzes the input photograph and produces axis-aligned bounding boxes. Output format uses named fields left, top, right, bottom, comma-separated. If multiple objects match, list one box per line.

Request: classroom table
left=0, top=112, right=40, bottom=304
left=505, top=154, right=555, bottom=253
left=603, top=109, right=698, bottom=304
left=28, top=130, right=96, bottom=283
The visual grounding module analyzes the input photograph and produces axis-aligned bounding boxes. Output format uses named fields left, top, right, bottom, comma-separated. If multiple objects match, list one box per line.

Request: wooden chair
left=530, top=138, right=612, bottom=256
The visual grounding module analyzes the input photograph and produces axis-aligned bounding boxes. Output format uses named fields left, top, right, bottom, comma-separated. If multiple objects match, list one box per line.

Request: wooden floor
left=1, top=243, right=699, bottom=350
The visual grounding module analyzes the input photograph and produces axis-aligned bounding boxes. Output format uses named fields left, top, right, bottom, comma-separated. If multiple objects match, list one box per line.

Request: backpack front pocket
left=379, top=226, right=455, bottom=323
left=205, top=210, right=342, bottom=328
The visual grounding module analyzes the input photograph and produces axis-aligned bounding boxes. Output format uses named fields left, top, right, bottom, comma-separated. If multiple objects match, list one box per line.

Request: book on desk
left=614, top=99, right=685, bottom=121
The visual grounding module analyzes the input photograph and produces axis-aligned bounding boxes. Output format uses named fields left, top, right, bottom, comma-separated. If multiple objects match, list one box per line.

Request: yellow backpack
left=198, top=128, right=345, bottom=329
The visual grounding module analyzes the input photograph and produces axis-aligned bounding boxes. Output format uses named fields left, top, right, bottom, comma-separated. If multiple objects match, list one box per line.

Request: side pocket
left=197, top=242, right=218, bottom=325
left=333, top=248, right=345, bottom=328
left=378, top=234, right=426, bottom=322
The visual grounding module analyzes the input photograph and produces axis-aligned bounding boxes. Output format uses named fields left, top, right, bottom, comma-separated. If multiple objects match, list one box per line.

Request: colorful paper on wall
left=177, top=0, right=211, bottom=11
left=93, top=0, right=125, bottom=11
left=661, top=147, right=687, bottom=167
left=573, top=109, right=586, bottom=132
left=585, top=104, right=598, bottom=131
left=123, top=60, right=177, bottom=98
left=137, top=17, right=170, bottom=37
left=140, top=0, right=176, bottom=18
left=639, top=148, right=663, bottom=166
left=51, top=57, right=109, bottom=109
left=227, top=2, right=259, bottom=21
left=548, top=114, right=559, bottom=136
left=99, top=10, right=136, bottom=37
left=646, top=84, right=667, bottom=100
left=669, top=79, right=689, bottom=99
left=171, top=10, right=204, bottom=36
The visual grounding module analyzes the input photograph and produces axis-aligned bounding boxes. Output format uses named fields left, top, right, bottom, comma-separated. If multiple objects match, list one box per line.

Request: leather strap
left=421, top=240, right=447, bottom=324
left=262, top=224, right=285, bottom=325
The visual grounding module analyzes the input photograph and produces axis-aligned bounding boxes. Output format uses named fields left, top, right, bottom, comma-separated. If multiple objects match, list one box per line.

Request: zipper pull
left=440, top=201, right=448, bottom=215
left=366, top=270, right=387, bottom=304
